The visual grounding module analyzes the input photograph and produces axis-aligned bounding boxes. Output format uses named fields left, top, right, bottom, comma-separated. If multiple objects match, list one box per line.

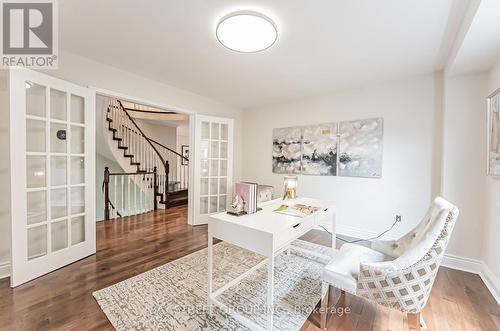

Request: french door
left=9, top=68, right=95, bottom=287
left=192, top=115, right=233, bottom=225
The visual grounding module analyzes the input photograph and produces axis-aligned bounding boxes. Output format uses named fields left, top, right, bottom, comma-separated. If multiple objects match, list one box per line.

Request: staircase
left=105, top=98, right=189, bottom=212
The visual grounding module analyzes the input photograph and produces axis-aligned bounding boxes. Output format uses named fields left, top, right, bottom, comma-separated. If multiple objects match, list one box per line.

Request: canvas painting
left=488, top=91, right=500, bottom=176
left=272, top=127, right=302, bottom=174
left=338, top=118, right=383, bottom=178
left=301, top=123, right=338, bottom=175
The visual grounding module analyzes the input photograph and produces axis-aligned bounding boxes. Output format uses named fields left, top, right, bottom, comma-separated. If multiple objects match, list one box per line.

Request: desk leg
left=208, top=228, right=213, bottom=314
left=267, top=253, right=274, bottom=330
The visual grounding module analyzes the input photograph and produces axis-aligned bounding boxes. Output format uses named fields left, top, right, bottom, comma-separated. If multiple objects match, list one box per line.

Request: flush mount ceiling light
left=216, top=11, right=277, bottom=53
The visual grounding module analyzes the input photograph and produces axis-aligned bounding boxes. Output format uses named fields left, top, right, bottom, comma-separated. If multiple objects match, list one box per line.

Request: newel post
left=104, top=167, right=110, bottom=221
left=153, top=166, right=158, bottom=211
left=165, top=160, right=170, bottom=204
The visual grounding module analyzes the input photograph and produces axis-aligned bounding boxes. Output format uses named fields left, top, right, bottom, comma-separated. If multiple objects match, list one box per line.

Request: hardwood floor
left=0, top=207, right=498, bottom=331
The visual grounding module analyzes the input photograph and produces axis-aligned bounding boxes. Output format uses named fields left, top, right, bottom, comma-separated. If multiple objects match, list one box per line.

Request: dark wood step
left=123, top=154, right=134, bottom=158
left=118, top=146, right=128, bottom=150
left=167, top=189, right=188, bottom=199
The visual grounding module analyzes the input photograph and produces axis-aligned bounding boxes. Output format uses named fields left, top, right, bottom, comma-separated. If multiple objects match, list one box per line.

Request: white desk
left=207, top=198, right=336, bottom=331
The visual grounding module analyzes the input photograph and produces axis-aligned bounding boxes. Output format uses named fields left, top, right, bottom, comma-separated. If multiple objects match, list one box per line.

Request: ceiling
left=60, top=0, right=469, bottom=109
left=447, top=0, right=500, bottom=76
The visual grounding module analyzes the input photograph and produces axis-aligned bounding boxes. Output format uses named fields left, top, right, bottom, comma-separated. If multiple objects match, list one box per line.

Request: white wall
left=242, top=75, right=443, bottom=243
left=442, top=73, right=488, bottom=260
left=136, top=120, right=177, bottom=152
left=484, top=59, right=500, bottom=279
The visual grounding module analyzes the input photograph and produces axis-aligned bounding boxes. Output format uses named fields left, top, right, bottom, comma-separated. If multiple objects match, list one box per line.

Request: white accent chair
left=320, top=197, right=459, bottom=330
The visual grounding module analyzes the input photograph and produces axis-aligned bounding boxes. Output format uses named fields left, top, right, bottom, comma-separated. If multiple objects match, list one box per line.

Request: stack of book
left=235, top=182, right=258, bottom=214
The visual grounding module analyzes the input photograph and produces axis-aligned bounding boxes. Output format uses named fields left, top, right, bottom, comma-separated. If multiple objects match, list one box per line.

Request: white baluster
left=134, top=174, right=138, bottom=215
left=121, top=176, right=124, bottom=214
left=113, top=176, right=117, bottom=217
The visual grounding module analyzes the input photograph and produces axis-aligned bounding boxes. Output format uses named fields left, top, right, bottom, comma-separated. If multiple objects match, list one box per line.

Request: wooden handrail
left=147, top=137, right=189, bottom=162
left=123, top=107, right=177, bottom=115
left=114, top=100, right=166, bottom=166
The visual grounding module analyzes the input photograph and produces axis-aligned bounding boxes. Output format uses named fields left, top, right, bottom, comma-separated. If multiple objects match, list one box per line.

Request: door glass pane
left=27, top=156, right=46, bottom=188
left=71, top=216, right=85, bottom=245
left=51, top=220, right=67, bottom=252
left=209, top=178, right=218, bottom=195
left=220, top=141, right=228, bottom=159
left=219, top=178, right=227, bottom=195
left=200, top=197, right=208, bottom=214
left=26, top=82, right=46, bottom=117
left=71, top=126, right=84, bottom=154
left=210, top=160, right=219, bottom=177
left=28, top=225, right=47, bottom=260
left=220, top=160, right=227, bottom=177
left=220, top=124, right=228, bottom=141
left=210, top=141, right=219, bottom=158
left=51, top=188, right=67, bottom=219
left=27, top=191, right=46, bottom=225
left=71, top=95, right=84, bottom=124
left=51, top=123, right=67, bottom=153
left=71, top=187, right=85, bottom=215
left=26, top=119, right=46, bottom=152
left=50, top=89, right=67, bottom=121
left=200, top=178, right=208, bottom=195
left=201, top=122, right=210, bottom=139
left=51, top=156, right=67, bottom=186
left=201, top=160, right=209, bottom=177
left=211, top=123, right=220, bottom=140
left=209, top=196, right=218, bottom=213
left=219, top=195, right=227, bottom=212
left=200, top=140, right=209, bottom=159
left=70, top=156, right=84, bottom=184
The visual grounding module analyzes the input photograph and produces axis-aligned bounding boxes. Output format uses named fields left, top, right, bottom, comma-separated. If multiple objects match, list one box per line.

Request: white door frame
left=90, top=87, right=198, bottom=225
left=10, top=67, right=96, bottom=287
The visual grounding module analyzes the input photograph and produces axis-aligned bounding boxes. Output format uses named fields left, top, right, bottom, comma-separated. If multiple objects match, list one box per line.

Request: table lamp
left=283, top=175, right=298, bottom=201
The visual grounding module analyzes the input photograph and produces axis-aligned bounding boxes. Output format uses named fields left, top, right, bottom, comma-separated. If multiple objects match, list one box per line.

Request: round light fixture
left=216, top=11, right=277, bottom=53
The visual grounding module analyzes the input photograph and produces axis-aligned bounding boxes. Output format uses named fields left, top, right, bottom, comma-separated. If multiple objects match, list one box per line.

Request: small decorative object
left=56, top=130, right=66, bottom=140
left=274, top=203, right=320, bottom=217
left=257, top=185, right=274, bottom=203
left=283, top=175, right=298, bottom=201
left=488, top=88, right=500, bottom=176
left=181, top=145, right=189, bottom=165
left=227, top=195, right=246, bottom=216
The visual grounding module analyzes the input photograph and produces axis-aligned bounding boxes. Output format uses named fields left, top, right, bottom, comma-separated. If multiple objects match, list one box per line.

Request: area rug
left=93, top=240, right=333, bottom=330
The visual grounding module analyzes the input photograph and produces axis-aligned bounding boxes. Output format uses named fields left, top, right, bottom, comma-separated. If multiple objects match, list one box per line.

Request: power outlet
left=396, top=215, right=402, bottom=222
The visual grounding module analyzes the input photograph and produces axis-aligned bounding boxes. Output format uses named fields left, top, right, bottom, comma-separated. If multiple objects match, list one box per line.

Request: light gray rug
left=93, top=240, right=333, bottom=330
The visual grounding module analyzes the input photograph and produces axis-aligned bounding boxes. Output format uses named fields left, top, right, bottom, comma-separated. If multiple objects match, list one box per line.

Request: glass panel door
left=192, top=115, right=233, bottom=225
left=9, top=68, right=95, bottom=287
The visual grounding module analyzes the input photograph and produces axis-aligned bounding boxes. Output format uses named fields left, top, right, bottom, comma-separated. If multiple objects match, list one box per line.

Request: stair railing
left=107, top=98, right=167, bottom=201
left=148, top=137, right=189, bottom=192
left=103, top=166, right=158, bottom=220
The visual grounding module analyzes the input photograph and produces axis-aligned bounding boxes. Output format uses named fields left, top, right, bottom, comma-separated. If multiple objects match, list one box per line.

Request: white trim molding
left=0, top=262, right=10, bottom=280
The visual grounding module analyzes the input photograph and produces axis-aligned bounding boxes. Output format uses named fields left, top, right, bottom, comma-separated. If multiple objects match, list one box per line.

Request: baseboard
left=480, top=263, right=500, bottom=305
left=441, top=253, right=482, bottom=274
left=0, top=262, right=10, bottom=280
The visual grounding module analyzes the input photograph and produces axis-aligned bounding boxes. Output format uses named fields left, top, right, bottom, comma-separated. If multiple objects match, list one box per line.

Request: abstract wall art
left=338, top=118, right=383, bottom=178
left=272, top=126, right=302, bottom=174
left=488, top=89, right=500, bottom=176
left=301, top=123, right=338, bottom=175
left=272, top=117, right=384, bottom=178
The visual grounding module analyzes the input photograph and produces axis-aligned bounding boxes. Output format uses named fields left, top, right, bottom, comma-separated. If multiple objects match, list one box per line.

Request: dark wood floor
left=0, top=207, right=498, bottom=331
